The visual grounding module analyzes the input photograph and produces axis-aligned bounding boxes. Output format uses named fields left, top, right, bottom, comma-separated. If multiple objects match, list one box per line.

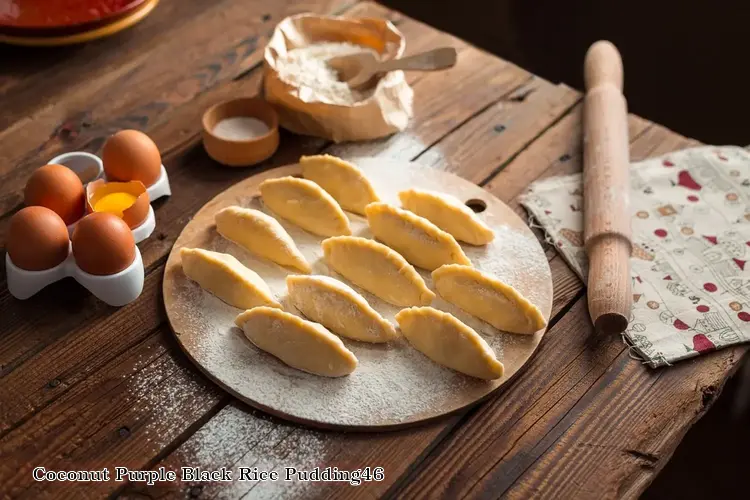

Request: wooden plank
left=0, top=4, right=706, bottom=500
left=0, top=271, right=165, bottom=434
left=0, top=1, right=527, bottom=399
left=415, top=79, right=580, bottom=183
left=0, top=1, right=221, bottom=113
left=0, top=0, right=405, bottom=380
left=0, top=32, right=485, bottom=412
left=0, top=328, right=227, bottom=499
left=0, top=4, right=576, bottom=498
left=501, top=344, right=745, bottom=500
left=484, top=104, right=655, bottom=208
left=388, top=118, right=743, bottom=500
left=122, top=402, right=459, bottom=499
left=326, top=50, right=533, bottom=162
left=392, top=299, right=626, bottom=500
left=0, top=0, right=355, bottom=216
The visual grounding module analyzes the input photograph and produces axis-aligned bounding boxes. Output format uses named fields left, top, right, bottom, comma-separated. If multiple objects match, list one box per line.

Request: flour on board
left=166, top=159, right=552, bottom=427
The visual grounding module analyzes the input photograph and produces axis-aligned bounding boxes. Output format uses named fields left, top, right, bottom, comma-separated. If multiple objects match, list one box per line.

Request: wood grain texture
left=0, top=0, right=529, bottom=385
left=0, top=2, right=570, bottom=497
left=0, top=0, right=354, bottom=217
left=387, top=104, right=748, bottom=500
left=0, top=1, right=735, bottom=499
left=415, top=78, right=580, bottom=182
left=0, top=1, right=520, bottom=414
left=484, top=104, right=653, bottom=207
left=0, top=328, right=227, bottom=499
left=0, top=1, right=392, bottom=387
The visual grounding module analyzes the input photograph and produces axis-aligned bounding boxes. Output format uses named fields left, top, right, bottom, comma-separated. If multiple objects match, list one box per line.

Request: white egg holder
left=49, top=151, right=171, bottom=244
left=6, top=244, right=144, bottom=307
left=4, top=151, right=168, bottom=305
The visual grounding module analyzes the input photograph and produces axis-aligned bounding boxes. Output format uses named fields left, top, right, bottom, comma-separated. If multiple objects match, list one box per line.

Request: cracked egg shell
left=86, top=179, right=150, bottom=229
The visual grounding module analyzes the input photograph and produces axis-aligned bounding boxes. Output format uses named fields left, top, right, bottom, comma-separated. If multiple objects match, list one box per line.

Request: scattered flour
left=166, top=159, right=552, bottom=427
left=276, top=42, right=379, bottom=105
left=168, top=404, right=329, bottom=499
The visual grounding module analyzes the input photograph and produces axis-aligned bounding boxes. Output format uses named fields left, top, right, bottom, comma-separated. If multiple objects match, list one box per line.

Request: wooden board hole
left=465, top=199, right=487, bottom=213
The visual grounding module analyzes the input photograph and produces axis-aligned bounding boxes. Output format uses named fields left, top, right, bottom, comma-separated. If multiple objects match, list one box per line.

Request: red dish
left=0, top=0, right=146, bottom=33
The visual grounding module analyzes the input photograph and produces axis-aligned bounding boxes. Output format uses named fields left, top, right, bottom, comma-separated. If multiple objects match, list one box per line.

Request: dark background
left=383, top=0, right=749, bottom=146
left=380, top=0, right=750, bottom=497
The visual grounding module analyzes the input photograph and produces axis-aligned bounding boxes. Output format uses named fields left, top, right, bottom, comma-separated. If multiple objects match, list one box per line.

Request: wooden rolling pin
left=583, top=41, right=632, bottom=335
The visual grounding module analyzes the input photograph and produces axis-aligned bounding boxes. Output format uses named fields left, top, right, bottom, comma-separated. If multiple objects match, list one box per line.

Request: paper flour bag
left=263, top=14, right=414, bottom=143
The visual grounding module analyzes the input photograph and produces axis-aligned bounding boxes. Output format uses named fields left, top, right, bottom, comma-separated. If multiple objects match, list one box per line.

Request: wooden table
left=0, top=1, right=746, bottom=498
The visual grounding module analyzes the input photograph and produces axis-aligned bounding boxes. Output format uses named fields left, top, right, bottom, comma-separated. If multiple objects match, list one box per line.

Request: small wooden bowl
left=201, top=97, right=280, bottom=167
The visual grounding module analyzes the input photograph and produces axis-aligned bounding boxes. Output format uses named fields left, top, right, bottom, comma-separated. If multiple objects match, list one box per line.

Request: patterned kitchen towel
left=520, top=146, right=750, bottom=367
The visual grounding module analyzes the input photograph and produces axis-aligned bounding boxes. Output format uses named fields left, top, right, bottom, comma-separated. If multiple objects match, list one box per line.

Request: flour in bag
left=276, top=42, right=379, bottom=105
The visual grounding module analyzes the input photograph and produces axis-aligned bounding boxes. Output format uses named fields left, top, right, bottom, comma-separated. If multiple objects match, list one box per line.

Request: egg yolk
left=93, top=192, right=137, bottom=218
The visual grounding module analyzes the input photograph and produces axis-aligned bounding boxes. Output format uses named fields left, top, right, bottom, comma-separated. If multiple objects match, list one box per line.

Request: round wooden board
left=163, top=158, right=553, bottom=431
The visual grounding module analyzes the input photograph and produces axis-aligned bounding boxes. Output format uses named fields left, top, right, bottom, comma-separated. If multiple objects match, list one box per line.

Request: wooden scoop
left=328, top=47, right=457, bottom=89
left=583, top=41, right=633, bottom=335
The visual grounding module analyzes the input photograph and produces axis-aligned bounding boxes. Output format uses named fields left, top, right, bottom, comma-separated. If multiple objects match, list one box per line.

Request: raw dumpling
left=322, top=236, right=435, bottom=307
left=395, top=307, right=504, bottom=380
left=215, top=206, right=311, bottom=273
left=365, top=202, right=471, bottom=271
left=432, top=264, right=546, bottom=334
left=259, top=176, right=351, bottom=237
left=235, top=306, right=358, bottom=377
left=300, top=154, right=379, bottom=215
left=399, top=188, right=494, bottom=245
left=180, top=248, right=281, bottom=309
left=287, top=275, right=397, bottom=343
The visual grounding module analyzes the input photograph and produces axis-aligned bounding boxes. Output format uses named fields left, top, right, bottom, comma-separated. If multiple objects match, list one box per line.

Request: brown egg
left=72, top=212, right=136, bottom=275
left=102, top=130, right=161, bottom=187
left=24, top=164, right=85, bottom=225
left=7, top=206, right=70, bottom=271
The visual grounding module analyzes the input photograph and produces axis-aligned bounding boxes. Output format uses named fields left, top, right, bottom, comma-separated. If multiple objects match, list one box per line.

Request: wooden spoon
left=328, top=47, right=457, bottom=89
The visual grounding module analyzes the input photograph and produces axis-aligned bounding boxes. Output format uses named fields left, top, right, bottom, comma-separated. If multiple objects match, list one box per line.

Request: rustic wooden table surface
left=1, top=1, right=747, bottom=499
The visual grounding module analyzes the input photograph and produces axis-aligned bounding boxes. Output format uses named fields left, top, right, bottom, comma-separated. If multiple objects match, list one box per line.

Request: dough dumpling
left=432, top=264, right=546, bottom=334
left=180, top=248, right=281, bottom=309
left=365, top=202, right=471, bottom=271
left=235, top=306, right=358, bottom=377
left=395, top=307, right=504, bottom=380
left=300, top=155, right=379, bottom=215
left=399, top=188, right=494, bottom=245
left=287, top=275, right=397, bottom=343
left=215, top=206, right=311, bottom=273
left=259, top=176, right=351, bottom=237
left=322, top=236, right=435, bottom=307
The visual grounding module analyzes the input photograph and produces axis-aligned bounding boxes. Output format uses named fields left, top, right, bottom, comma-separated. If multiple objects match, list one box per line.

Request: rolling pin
left=583, top=41, right=632, bottom=335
